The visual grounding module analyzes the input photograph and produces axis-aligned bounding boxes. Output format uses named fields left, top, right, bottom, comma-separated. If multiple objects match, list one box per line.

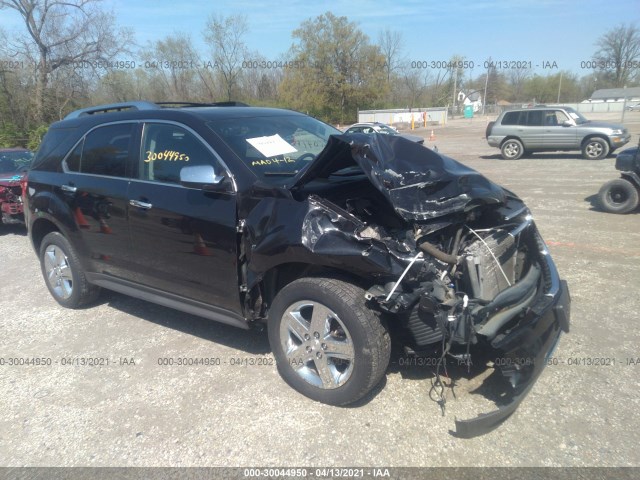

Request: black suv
left=25, top=101, right=570, bottom=437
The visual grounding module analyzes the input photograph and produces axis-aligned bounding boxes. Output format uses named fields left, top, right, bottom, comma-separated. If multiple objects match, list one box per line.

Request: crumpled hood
left=293, top=133, right=506, bottom=221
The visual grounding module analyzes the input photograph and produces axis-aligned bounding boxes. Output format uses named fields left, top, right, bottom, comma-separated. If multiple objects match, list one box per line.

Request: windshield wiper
left=264, top=171, right=299, bottom=176
left=330, top=167, right=364, bottom=177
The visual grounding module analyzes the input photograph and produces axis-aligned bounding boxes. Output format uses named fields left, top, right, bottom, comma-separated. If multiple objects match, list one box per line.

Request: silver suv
left=486, top=106, right=630, bottom=160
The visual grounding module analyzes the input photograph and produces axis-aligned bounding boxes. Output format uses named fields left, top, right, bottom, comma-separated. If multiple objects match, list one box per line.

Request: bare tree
left=0, top=0, right=132, bottom=122
left=140, top=34, right=200, bottom=101
left=203, top=14, right=249, bottom=101
left=507, top=67, right=531, bottom=101
left=593, top=23, right=640, bottom=87
left=378, top=28, right=404, bottom=83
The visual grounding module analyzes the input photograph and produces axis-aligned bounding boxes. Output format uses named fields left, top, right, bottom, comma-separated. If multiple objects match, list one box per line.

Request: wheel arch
left=31, top=217, right=61, bottom=253
left=581, top=134, right=611, bottom=149
left=500, top=135, right=524, bottom=147
left=621, top=171, right=640, bottom=188
left=250, top=262, right=373, bottom=320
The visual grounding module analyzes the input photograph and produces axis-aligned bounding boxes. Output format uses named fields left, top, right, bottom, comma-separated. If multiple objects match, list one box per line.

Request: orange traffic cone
left=429, top=130, right=436, bottom=141
left=74, top=207, right=90, bottom=229
left=99, top=218, right=112, bottom=234
left=193, top=234, right=213, bottom=256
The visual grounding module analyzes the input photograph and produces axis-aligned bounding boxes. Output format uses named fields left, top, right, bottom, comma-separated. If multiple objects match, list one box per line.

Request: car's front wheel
left=582, top=137, right=609, bottom=160
left=501, top=139, right=524, bottom=160
left=268, top=277, right=390, bottom=405
left=598, top=178, right=639, bottom=214
left=39, top=232, right=100, bottom=308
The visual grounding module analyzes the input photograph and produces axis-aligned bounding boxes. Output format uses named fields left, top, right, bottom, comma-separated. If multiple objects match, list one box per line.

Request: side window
left=526, top=111, right=543, bottom=126
left=141, top=123, right=217, bottom=184
left=502, top=111, right=529, bottom=126
left=80, top=124, right=135, bottom=177
left=555, top=110, right=570, bottom=124
left=65, top=139, right=83, bottom=172
left=544, top=110, right=568, bottom=126
left=501, top=112, right=519, bottom=125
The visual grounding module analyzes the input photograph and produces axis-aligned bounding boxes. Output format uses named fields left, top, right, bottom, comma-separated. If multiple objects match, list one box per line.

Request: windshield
left=207, top=115, right=341, bottom=184
left=0, top=150, right=33, bottom=174
left=563, top=107, right=588, bottom=125
left=377, top=125, right=398, bottom=135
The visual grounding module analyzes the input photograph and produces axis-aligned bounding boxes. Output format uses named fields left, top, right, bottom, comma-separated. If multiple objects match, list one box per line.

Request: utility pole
left=482, top=68, right=489, bottom=116
left=452, top=67, right=458, bottom=117
left=557, top=71, right=563, bottom=103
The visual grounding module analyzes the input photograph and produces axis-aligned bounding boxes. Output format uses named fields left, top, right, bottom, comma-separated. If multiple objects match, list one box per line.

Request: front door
left=127, top=122, right=241, bottom=314
left=543, top=109, right=577, bottom=149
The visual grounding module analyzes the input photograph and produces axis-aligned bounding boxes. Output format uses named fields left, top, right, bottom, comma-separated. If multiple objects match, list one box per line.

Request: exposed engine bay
left=242, top=133, right=570, bottom=436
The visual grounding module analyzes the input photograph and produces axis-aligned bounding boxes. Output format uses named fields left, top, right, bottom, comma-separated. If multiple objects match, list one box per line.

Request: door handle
left=61, top=184, right=77, bottom=193
left=129, top=199, right=152, bottom=209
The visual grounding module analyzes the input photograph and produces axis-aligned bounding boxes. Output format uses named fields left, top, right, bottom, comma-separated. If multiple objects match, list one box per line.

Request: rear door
left=520, top=110, right=545, bottom=149
left=498, top=111, right=543, bottom=149
left=126, top=121, right=241, bottom=313
left=58, top=122, right=137, bottom=278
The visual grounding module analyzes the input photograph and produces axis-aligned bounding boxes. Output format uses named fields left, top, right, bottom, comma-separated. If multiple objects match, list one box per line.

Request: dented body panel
left=237, top=134, right=570, bottom=436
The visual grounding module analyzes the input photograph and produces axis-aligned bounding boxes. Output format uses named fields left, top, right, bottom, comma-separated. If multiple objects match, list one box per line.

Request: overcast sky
left=2, top=0, right=639, bottom=76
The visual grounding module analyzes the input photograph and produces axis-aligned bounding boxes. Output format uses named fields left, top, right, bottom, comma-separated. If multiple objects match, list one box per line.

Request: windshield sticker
left=251, top=156, right=295, bottom=167
left=246, top=134, right=297, bottom=158
left=145, top=150, right=190, bottom=162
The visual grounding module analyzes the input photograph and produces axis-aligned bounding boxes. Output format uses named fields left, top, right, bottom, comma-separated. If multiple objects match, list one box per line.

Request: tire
left=501, top=139, right=524, bottom=160
left=598, top=178, right=640, bottom=214
left=39, top=231, right=100, bottom=308
left=268, top=277, right=391, bottom=406
left=582, top=137, right=609, bottom=160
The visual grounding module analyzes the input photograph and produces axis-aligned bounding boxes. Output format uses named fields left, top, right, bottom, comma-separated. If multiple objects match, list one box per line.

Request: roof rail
left=64, top=100, right=250, bottom=119
left=64, top=101, right=159, bottom=119
left=155, top=101, right=250, bottom=108
left=209, top=101, right=249, bottom=107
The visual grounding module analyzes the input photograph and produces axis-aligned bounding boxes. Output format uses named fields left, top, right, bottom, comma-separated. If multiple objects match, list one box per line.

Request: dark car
left=24, top=101, right=569, bottom=437
left=598, top=145, right=640, bottom=213
left=0, top=148, right=33, bottom=226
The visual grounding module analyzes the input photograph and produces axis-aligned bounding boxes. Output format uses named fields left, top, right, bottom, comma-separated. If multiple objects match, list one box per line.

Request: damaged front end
left=339, top=135, right=570, bottom=437
left=0, top=175, right=26, bottom=225
left=246, top=133, right=570, bottom=436
left=363, top=196, right=570, bottom=437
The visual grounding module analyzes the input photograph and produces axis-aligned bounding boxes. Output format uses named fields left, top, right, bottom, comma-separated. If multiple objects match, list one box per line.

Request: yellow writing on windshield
left=251, top=156, right=295, bottom=167
left=145, top=150, right=190, bottom=162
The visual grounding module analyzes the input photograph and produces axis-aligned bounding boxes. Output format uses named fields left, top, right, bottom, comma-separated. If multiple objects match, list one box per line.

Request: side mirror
left=180, top=164, right=228, bottom=190
left=562, top=120, right=573, bottom=127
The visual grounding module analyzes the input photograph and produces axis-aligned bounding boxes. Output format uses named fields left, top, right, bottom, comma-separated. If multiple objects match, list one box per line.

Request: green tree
left=279, top=12, right=388, bottom=124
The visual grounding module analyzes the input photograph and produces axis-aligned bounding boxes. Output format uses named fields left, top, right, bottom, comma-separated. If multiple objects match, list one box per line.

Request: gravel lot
left=1, top=111, right=639, bottom=468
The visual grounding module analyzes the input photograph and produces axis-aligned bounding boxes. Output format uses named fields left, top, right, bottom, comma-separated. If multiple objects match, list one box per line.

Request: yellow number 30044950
left=145, top=150, right=190, bottom=162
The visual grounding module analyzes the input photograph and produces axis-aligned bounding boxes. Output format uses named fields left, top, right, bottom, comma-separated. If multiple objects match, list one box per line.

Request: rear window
left=65, top=123, right=136, bottom=178
left=31, top=127, right=78, bottom=171
left=501, top=110, right=545, bottom=127
left=526, top=111, right=543, bottom=126
left=501, top=111, right=522, bottom=125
